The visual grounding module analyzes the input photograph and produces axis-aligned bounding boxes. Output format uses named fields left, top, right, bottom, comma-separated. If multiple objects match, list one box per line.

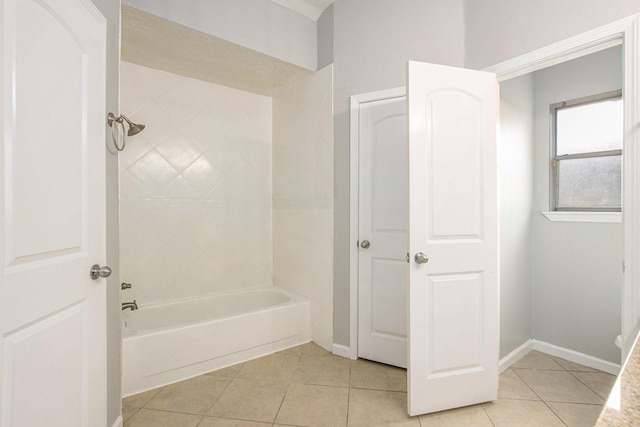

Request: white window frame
left=549, top=90, right=623, bottom=214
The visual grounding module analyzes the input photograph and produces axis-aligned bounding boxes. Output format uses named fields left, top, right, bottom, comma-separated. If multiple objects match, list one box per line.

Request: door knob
left=90, top=264, right=112, bottom=280
left=360, top=240, right=371, bottom=249
left=414, top=252, right=429, bottom=264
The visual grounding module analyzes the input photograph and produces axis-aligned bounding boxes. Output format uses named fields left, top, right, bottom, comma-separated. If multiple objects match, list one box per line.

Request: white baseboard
left=532, top=340, right=621, bottom=375
left=332, top=343, right=351, bottom=359
left=499, top=339, right=534, bottom=373
left=111, top=415, right=123, bottom=427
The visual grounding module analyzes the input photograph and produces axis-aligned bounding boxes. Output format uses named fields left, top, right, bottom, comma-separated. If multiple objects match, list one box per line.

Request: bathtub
left=121, top=287, right=311, bottom=396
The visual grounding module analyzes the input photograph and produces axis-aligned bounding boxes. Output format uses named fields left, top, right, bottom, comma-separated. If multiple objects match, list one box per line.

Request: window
left=550, top=91, right=623, bottom=212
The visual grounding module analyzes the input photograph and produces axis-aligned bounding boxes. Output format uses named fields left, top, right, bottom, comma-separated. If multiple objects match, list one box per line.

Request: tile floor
left=122, top=344, right=616, bottom=427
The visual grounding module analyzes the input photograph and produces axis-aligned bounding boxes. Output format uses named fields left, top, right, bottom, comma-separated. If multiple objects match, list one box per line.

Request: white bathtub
left=122, top=287, right=311, bottom=396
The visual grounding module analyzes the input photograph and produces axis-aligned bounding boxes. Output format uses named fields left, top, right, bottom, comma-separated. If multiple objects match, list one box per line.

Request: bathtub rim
left=121, top=285, right=306, bottom=338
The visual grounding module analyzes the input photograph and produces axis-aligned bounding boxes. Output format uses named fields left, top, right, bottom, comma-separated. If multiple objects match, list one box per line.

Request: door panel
left=407, top=61, right=498, bottom=416
left=1, top=0, right=107, bottom=425
left=358, top=95, right=408, bottom=368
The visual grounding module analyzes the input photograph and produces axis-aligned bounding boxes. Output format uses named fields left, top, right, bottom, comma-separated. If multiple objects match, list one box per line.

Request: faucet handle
left=121, top=282, right=132, bottom=290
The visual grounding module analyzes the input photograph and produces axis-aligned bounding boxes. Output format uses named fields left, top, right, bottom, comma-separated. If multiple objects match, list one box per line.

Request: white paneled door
left=407, top=61, right=499, bottom=415
left=357, top=93, right=408, bottom=368
left=0, top=0, right=108, bottom=426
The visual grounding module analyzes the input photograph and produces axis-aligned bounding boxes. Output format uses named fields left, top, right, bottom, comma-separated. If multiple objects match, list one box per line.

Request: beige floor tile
left=419, top=404, right=493, bottom=426
left=482, top=399, right=565, bottom=426
left=236, top=352, right=300, bottom=381
left=515, top=369, right=604, bottom=404
left=551, top=356, right=599, bottom=372
left=498, top=369, right=539, bottom=400
left=547, top=402, right=604, bottom=427
left=145, top=375, right=231, bottom=415
left=275, top=383, right=349, bottom=427
left=292, top=354, right=351, bottom=387
left=122, top=387, right=163, bottom=408
left=300, top=341, right=332, bottom=356
left=198, top=417, right=271, bottom=427
left=347, top=388, right=420, bottom=427
left=511, top=351, right=564, bottom=370
left=124, top=408, right=202, bottom=427
left=350, top=359, right=406, bottom=392
left=122, top=406, right=139, bottom=422
left=205, top=363, right=245, bottom=378
left=207, top=378, right=289, bottom=423
left=571, top=371, right=616, bottom=399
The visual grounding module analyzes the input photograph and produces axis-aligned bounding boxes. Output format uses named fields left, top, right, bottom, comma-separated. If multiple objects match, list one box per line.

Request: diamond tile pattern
left=123, top=346, right=614, bottom=427
left=119, top=62, right=272, bottom=304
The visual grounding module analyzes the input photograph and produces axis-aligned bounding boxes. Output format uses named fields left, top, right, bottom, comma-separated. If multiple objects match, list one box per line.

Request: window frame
left=549, top=89, right=623, bottom=213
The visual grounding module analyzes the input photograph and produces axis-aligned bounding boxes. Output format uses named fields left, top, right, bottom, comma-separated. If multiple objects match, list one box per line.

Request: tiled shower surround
left=119, top=62, right=273, bottom=304
left=119, top=62, right=334, bottom=347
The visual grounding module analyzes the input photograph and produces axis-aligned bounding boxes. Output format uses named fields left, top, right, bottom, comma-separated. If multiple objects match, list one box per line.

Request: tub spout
left=122, top=300, right=138, bottom=311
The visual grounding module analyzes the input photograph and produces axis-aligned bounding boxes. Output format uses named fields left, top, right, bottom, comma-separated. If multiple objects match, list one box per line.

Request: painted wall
left=273, top=65, right=334, bottom=351
left=499, top=74, right=535, bottom=358
left=331, top=0, right=465, bottom=346
left=119, top=62, right=273, bottom=305
left=531, top=47, right=623, bottom=363
left=317, top=4, right=334, bottom=69
left=122, top=0, right=317, bottom=71
left=464, top=0, right=640, bottom=70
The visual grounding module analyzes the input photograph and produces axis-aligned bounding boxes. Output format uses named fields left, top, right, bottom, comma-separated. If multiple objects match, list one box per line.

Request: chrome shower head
left=119, top=114, right=146, bottom=136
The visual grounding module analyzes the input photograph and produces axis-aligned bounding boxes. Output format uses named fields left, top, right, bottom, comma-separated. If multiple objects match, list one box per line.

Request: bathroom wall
left=273, top=65, right=334, bottom=351
left=119, top=62, right=273, bottom=305
left=499, top=74, right=535, bottom=359
left=531, top=47, right=623, bottom=363
left=464, top=0, right=640, bottom=70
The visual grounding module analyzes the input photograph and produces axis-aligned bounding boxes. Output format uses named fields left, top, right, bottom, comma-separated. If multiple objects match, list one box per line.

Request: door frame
left=347, top=13, right=640, bottom=363
left=349, top=87, right=407, bottom=360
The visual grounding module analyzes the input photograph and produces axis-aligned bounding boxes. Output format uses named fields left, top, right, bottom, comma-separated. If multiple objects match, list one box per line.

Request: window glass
left=556, top=98, right=623, bottom=155
left=556, top=155, right=621, bottom=209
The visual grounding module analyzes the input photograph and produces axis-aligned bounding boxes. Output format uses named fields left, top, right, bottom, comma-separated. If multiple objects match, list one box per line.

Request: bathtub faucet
left=122, top=300, right=138, bottom=311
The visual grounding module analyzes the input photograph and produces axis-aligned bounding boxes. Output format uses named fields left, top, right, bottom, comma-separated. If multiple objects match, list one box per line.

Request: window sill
left=542, top=211, right=622, bottom=223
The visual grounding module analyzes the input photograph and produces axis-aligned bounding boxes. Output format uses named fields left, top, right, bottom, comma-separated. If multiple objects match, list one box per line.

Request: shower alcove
left=119, top=5, right=334, bottom=395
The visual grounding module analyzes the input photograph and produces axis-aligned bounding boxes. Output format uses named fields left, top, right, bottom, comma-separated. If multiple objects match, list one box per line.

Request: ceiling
left=272, top=0, right=335, bottom=20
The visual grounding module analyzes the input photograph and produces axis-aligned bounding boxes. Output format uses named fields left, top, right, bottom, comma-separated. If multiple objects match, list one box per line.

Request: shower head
left=119, top=114, right=146, bottom=136
left=107, top=112, right=146, bottom=152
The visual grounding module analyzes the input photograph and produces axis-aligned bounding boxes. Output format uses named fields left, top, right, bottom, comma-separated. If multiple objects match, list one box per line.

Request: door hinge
left=406, top=252, right=410, bottom=263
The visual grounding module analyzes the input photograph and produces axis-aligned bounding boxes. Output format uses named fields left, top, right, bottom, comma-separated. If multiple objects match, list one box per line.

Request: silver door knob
left=360, top=240, right=371, bottom=249
left=414, top=252, right=429, bottom=264
left=90, top=264, right=112, bottom=280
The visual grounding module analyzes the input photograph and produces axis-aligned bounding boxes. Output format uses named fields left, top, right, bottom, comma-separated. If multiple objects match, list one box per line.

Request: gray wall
left=317, top=4, right=334, bottom=69
left=91, top=0, right=120, bottom=424
left=531, top=47, right=623, bottom=363
left=464, top=0, right=640, bottom=70
left=331, top=0, right=465, bottom=346
left=499, top=74, right=535, bottom=358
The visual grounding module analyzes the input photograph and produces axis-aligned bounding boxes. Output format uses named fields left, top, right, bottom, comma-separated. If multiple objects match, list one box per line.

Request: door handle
left=414, top=252, right=429, bottom=264
left=90, top=264, right=112, bottom=280
left=360, top=240, right=371, bottom=249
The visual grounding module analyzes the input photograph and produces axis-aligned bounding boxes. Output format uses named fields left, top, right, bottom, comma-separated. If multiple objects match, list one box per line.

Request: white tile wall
left=119, top=62, right=273, bottom=304
left=272, top=65, right=334, bottom=350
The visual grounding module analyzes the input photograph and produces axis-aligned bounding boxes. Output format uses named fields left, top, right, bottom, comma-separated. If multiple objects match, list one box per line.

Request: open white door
left=0, top=0, right=108, bottom=425
left=407, top=61, right=499, bottom=416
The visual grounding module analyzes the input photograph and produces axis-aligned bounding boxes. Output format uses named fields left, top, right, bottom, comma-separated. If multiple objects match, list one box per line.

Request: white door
left=358, top=92, right=408, bottom=368
left=407, top=61, right=499, bottom=415
left=0, top=0, right=108, bottom=425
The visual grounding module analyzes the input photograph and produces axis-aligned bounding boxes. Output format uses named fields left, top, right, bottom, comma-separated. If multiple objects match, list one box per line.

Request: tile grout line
left=565, top=369, right=611, bottom=401
left=510, top=367, right=569, bottom=426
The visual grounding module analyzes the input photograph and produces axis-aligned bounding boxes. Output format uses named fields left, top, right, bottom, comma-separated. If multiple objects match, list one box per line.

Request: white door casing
left=407, top=61, right=499, bottom=415
left=0, top=0, right=108, bottom=425
left=357, top=92, right=408, bottom=368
